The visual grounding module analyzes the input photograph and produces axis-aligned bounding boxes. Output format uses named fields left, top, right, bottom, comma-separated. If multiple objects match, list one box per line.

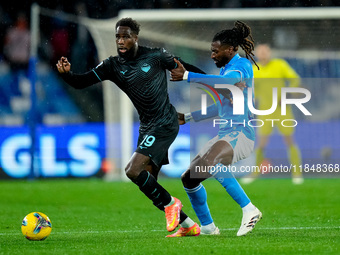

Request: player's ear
left=222, top=45, right=232, bottom=54
left=227, top=45, right=235, bottom=53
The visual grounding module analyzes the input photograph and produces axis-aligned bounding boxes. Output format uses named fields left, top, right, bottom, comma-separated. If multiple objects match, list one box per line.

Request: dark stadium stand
left=0, top=62, right=82, bottom=125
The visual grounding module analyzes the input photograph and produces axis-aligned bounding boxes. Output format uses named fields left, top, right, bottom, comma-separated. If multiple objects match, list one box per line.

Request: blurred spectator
left=3, top=12, right=30, bottom=96
left=3, top=12, right=30, bottom=71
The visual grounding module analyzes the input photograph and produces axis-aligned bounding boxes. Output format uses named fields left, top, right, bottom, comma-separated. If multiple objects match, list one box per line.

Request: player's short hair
left=213, top=21, right=258, bottom=69
left=116, top=18, right=140, bottom=35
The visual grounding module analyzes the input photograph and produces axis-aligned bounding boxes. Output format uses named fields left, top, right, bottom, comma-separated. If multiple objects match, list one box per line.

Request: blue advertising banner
left=0, top=121, right=338, bottom=179
left=0, top=124, right=106, bottom=178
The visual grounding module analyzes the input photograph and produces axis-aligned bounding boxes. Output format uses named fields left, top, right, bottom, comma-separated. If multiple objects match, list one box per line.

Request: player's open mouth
left=119, top=48, right=127, bottom=53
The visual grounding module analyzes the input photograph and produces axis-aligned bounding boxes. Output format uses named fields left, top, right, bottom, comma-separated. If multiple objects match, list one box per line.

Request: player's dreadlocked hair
left=116, top=17, right=141, bottom=35
left=213, top=21, right=259, bottom=70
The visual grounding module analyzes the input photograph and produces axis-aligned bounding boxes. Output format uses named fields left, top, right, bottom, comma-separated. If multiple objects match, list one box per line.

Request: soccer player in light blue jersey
left=168, top=21, right=262, bottom=237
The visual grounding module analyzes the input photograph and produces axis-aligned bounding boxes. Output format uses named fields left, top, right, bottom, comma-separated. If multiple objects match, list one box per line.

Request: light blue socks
left=212, top=163, right=250, bottom=207
left=184, top=183, right=213, bottom=226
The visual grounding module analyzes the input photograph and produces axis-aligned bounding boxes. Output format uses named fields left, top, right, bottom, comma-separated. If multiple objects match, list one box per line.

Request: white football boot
left=237, top=207, right=262, bottom=236
left=200, top=222, right=221, bottom=235
left=200, top=226, right=220, bottom=235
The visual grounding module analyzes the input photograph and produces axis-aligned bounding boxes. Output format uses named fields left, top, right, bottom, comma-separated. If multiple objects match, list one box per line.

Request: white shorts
left=197, top=131, right=254, bottom=165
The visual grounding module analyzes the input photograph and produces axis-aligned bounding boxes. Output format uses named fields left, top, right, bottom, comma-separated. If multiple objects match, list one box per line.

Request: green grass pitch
left=0, top=178, right=339, bottom=255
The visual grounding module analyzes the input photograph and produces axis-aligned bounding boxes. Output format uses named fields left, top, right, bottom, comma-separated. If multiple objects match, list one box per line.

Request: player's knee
left=196, top=156, right=208, bottom=168
left=181, top=170, right=200, bottom=189
left=125, top=164, right=139, bottom=180
left=199, top=156, right=216, bottom=168
left=219, top=155, right=233, bottom=166
left=203, top=153, right=232, bottom=167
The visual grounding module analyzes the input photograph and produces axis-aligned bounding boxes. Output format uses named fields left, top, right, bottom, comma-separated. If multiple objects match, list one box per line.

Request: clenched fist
left=56, top=57, right=71, bottom=73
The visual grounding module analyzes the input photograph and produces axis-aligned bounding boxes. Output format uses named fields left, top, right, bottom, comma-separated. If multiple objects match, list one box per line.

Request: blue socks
left=184, top=183, right=213, bottom=226
left=184, top=164, right=251, bottom=227
left=213, top=164, right=250, bottom=208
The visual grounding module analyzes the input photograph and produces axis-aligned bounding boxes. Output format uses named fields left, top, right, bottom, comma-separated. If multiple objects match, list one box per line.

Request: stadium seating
left=0, top=62, right=82, bottom=125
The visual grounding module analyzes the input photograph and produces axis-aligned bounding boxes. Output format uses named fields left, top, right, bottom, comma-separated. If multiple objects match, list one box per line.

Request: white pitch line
left=1, top=226, right=339, bottom=236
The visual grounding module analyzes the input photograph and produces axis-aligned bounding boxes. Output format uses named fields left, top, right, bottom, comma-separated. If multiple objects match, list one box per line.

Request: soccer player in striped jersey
left=168, top=21, right=262, bottom=237
left=241, top=43, right=304, bottom=185
left=56, top=18, right=205, bottom=236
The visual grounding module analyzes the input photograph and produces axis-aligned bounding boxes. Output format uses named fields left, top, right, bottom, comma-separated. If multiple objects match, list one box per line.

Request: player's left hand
left=177, top=112, right=185, bottom=125
left=234, top=81, right=246, bottom=91
left=228, top=81, right=246, bottom=104
left=170, top=58, right=186, bottom=81
left=216, top=81, right=246, bottom=105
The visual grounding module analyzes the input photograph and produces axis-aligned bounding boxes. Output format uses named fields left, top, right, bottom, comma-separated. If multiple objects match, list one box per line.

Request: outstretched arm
left=170, top=59, right=243, bottom=87
left=178, top=59, right=206, bottom=74
left=56, top=56, right=101, bottom=89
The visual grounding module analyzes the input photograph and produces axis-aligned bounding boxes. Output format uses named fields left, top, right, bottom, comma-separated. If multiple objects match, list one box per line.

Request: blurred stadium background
left=0, top=1, right=340, bottom=180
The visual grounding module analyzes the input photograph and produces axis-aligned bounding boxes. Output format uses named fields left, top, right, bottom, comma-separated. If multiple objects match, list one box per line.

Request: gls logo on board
left=0, top=128, right=104, bottom=178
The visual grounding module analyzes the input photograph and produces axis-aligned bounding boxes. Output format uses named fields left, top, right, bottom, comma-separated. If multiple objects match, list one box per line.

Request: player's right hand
left=170, top=58, right=186, bottom=81
left=56, top=57, right=71, bottom=73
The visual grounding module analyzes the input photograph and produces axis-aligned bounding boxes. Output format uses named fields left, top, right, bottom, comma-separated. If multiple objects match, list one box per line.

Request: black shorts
left=136, top=121, right=179, bottom=167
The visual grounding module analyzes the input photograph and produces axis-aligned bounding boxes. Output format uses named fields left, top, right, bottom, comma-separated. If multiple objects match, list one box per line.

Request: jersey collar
left=226, top=53, right=241, bottom=67
left=220, top=53, right=241, bottom=74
